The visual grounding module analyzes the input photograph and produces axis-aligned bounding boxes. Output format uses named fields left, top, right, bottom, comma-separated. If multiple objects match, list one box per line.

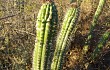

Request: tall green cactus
left=85, top=30, right=110, bottom=69
left=51, top=4, right=79, bottom=70
left=83, top=0, right=106, bottom=54
left=32, top=1, right=58, bottom=70
left=90, top=30, right=110, bottom=60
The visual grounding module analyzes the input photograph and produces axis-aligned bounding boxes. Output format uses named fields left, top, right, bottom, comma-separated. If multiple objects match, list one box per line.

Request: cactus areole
left=32, top=0, right=58, bottom=70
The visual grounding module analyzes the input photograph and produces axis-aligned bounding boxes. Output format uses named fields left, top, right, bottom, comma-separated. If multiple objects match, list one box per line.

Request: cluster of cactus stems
left=32, top=1, right=58, bottom=70
left=32, top=0, right=109, bottom=70
left=33, top=0, right=80, bottom=69
left=83, top=0, right=106, bottom=54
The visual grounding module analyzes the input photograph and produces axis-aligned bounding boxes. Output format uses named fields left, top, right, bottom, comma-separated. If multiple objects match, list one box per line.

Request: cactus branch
left=90, top=30, right=110, bottom=60
left=83, top=0, right=106, bottom=54
left=32, top=1, right=58, bottom=70
left=51, top=5, right=79, bottom=70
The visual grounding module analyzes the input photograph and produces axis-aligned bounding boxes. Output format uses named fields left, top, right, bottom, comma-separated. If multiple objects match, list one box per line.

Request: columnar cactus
left=32, top=0, right=58, bottom=70
left=85, top=30, right=110, bottom=69
left=83, top=0, right=106, bottom=54
left=32, top=0, right=107, bottom=69
left=51, top=3, right=80, bottom=70
left=91, top=30, right=110, bottom=60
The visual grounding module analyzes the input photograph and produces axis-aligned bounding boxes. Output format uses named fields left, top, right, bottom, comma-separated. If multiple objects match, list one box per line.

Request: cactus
left=83, top=0, right=106, bottom=54
left=32, top=1, right=58, bottom=70
left=85, top=30, right=110, bottom=69
left=32, top=0, right=107, bottom=70
left=90, top=30, right=110, bottom=60
left=51, top=3, right=79, bottom=70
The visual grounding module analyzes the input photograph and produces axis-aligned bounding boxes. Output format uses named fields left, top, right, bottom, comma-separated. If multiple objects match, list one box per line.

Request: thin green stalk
left=83, top=0, right=106, bottom=54
left=33, top=4, right=47, bottom=70
left=90, top=30, right=110, bottom=60
left=85, top=30, right=110, bottom=69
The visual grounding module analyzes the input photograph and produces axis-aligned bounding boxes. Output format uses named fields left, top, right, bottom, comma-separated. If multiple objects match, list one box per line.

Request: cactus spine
left=83, top=0, right=106, bottom=54
left=32, top=1, right=58, bottom=70
left=51, top=4, right=79, bottom=70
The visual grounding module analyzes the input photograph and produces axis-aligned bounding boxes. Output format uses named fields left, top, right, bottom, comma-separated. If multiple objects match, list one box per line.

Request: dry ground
left=0, top=0, right=110, bottom=70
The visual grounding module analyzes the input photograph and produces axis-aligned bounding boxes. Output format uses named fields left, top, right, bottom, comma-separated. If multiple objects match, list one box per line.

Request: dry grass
left=0, top=0, right=110, bottom=70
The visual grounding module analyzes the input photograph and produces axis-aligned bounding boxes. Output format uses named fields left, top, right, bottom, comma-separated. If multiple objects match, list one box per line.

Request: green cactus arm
left=56, top=8, right=75, bottom=58
left=33, top=3, right=49, bottom=70
left=40, top=3, right=51, bottom=70
left=56, top=8, right=79, bottom=70
left=51, top=5, right=79, bottom=69
left=51, top=8, right=75, bottom=70
left=90, top=31, right=110, bottom=60
left=45, top=4, right=58, bottom=70
left=40, top=3, right=58, bottom=70
left=83, top=0, right=106, bottom=54
left=32, top=3, right=47, bottom=70
left=33, top=1, right=58, bottom=70
left=37, top=4, right=48, bottom=70
left=90, top=0, right=105, bottom=31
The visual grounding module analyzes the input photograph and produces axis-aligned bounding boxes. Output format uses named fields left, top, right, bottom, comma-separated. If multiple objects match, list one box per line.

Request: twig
left=14, top=29, right=35, bottom=36
left=0, top=13, right=20, bottom=20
